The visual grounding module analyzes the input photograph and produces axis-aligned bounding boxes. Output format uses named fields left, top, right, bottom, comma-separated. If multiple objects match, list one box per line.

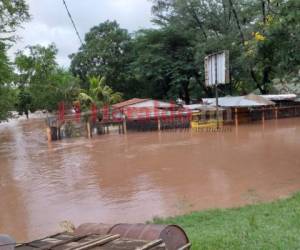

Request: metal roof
left=260, top=94, right=297, bottom=101
left=112, top=98, right=149, bottom=109
left=113, top=99, right=177, bottom=109
left=203, top=94, right=275, bottom=107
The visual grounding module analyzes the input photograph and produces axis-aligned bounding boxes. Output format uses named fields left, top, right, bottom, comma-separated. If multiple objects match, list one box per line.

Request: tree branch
left=228, top=0, right=245, bottom=44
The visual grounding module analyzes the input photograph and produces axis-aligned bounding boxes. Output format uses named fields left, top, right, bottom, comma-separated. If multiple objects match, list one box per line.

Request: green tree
left=0, top=42, right=14, bottom=120
left=16, top=87, right=31, bottom=118
left=0, top=0, right=30, bottom=45
left=15, top=44, right=80, bottom=112
left=150, top=0, right=299, bottom=95
left=130, top=28, right=202, bottom=103
left=70, top=21, right=132, bottom=93
left=77, top=76, right=123, bottom=110
left=0, top=0, right=29, bottom=121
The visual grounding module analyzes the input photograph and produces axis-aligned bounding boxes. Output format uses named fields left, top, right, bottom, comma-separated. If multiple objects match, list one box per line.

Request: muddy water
left=0, top=117, right=300, bottom=242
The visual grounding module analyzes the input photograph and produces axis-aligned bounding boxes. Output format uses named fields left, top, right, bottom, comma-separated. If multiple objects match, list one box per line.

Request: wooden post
left=157, top=118, right=161, bottom=131
left=46, top=127, right=52, bottom=142
left=275, top=107, right=278, bottom=120
left=235, top=108, right=238, bottom=127
left=57, top=127, right=61, bottom=140
left=123, top=118, right=127, bottom=134
left=262, top=107, right=265, bottom=124
left=87, top=121, right=91, bottom=139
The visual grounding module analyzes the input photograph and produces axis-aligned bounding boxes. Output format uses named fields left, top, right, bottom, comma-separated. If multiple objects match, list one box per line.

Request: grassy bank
left=153, top=193, right=300, bottom=249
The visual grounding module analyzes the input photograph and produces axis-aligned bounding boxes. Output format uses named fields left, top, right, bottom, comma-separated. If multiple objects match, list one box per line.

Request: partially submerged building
left=202, top=93, right=300, bottom=123
left=112, top=98, right=190, bottom=131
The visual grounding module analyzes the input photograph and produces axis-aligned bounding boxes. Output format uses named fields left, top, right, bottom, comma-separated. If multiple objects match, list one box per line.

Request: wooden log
left=178, top=243, right=192, bottom=250
left=69, top=235, right=120, bottom=250
left=137, top=239, right=163, bottom=250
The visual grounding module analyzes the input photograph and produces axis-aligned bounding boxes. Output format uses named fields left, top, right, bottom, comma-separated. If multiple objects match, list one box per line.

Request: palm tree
left=77, top=76, right=123, bottom=110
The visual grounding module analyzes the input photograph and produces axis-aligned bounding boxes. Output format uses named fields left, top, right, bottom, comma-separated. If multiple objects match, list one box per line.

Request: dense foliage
left=0, top=0, right=299, bottom=121
left=0, top=0, right=29, bottom=121
left=69, top=0, right=300, bottom=103
left=15, top=44, right=80, bottom=113
left=77, top=76, right=123, bottom=111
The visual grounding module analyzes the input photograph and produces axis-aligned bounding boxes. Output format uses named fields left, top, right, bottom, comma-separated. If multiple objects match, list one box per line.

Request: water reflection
left=0, top=117, right=299, bottom=241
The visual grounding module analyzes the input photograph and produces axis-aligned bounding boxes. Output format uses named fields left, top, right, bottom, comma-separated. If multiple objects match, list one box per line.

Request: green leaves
left=14, top=44, right=80, bottom=113
left=70, top=21, right=131, bottom=94
left=77, top=76, right=123, bottom=110
left=0, top=0, right=30, bottom=44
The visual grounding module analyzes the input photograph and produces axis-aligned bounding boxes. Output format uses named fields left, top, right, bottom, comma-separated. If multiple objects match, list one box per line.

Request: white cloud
left=9, top=0, right=155, bottom=67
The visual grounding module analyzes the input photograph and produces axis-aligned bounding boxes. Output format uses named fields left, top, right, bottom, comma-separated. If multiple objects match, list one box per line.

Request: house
left=112, top=98, right=191, bottom=131
left=112, top=98, right=177, bottom=110
left=202, top=94, right=276, bottom=124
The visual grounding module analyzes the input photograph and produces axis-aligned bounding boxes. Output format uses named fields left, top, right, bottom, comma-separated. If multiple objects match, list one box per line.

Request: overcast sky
left=9, top=0, right=155, bottom=67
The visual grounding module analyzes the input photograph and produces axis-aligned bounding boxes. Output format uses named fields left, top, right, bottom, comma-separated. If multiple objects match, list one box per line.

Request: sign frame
left=204, top=50, right=230, bottom=86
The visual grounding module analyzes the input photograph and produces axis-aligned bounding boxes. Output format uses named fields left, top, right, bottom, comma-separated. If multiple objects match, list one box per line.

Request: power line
left=62, top=0, right=84, bottom=46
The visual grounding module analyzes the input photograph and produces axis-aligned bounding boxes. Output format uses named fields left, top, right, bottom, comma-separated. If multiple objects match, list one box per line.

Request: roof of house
left=261, top=94, right=297, bottom=101
left=183, top=104, right=224, bottom=111
left=203, top=94, right=275, bottom=107
left=112, top=98, right=149, bottom=109
left=113, top=98, right=178, bottom=109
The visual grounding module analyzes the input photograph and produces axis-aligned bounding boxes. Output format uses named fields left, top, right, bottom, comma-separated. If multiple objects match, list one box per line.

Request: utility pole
left=215, top=54, right=219, bottom=128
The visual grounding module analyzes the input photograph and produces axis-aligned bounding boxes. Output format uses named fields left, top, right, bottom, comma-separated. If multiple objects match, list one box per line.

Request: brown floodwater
left=0, top=116, right=300, bottom=242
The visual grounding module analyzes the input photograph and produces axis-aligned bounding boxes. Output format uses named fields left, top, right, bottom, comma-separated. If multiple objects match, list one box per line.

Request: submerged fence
left=235, top=105, right=300, bottom=124
left=45, top=105, right=300, bottom=141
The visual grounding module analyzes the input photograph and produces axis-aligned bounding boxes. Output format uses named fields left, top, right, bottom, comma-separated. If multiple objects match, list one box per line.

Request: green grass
left=152, top=193, right=300, bottom=250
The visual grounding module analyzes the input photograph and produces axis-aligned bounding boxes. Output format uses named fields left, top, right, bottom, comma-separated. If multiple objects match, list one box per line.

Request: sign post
left=204, top=50, right=229, bottom=128
left=214, top=54, right=219, bottom=128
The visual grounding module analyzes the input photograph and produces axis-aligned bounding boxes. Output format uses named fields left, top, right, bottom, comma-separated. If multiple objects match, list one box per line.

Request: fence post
left=46, top=126, right=52, bottom=142
left=87, top=121, right=91, bottom=139
left=123, top=117, right=127, bottom=134
left=158, top=118, right=161, bottom=131
left=235, top=108, right=238, bottom=127
left=275, top=107, right=278, bottom=120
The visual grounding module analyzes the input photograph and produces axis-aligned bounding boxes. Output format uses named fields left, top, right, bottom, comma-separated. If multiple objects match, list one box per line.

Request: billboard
left=204, top=50, right=229, bottom=86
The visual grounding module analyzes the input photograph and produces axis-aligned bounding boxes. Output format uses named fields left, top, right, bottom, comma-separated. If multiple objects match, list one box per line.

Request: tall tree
left=0, top=0, right=30, bottom=45
left=150, top=0, right=299, bottom=95
left=77, top=76, right=123, bottom=111
left=0, top=42, right=15, bottom=120
left=70, top=20, right=132, bottom=93
left=130, top=28, right=202, bottom=103
left=15, top=44, right=80, bottom=112
left=0, top=0, right=30, bottom=121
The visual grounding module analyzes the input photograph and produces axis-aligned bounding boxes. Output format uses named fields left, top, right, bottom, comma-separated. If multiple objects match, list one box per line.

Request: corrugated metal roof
left=113, top=99, right=177, bottom=109
left=183, top=104, right=224, bottom=111
left=112, top=98, right=149, bottom=109
left=260, top=94, right=297, bottom=101
left=203, top=94, right=275, bottom=107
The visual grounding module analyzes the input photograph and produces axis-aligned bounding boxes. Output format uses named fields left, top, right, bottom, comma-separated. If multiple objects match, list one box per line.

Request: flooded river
left=0, top=117, right=300, bottom=242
